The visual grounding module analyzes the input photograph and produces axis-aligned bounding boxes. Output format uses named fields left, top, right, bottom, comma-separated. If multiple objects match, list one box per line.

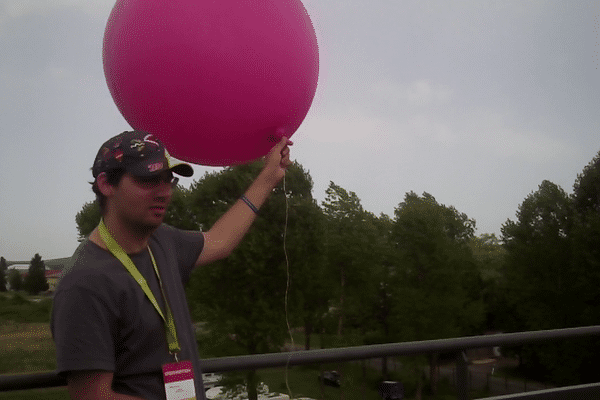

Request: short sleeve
left=158, top=225, right=204, bottom=283
left=51, top=280, right=118, bottom=376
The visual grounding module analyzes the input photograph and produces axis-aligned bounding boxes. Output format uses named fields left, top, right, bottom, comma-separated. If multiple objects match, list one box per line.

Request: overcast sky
left=1, top=0, right=599, bottom=262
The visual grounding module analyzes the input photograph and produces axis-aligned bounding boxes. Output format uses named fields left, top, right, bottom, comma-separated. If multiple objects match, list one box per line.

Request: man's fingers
left=275, top=136, right=293, bottom=151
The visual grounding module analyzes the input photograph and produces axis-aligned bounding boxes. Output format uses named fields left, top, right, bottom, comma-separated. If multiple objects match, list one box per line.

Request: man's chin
left=146, top=217, right=164, bottom=230
left=129, top=218, right=163, bottom=236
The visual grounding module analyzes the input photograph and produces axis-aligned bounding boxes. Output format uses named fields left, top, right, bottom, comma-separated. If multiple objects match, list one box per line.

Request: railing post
left=456, top=351, right=469, bottom=400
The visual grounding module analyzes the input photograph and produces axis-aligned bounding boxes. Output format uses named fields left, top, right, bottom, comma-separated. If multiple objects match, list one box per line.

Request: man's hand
left=259, top=136, right=293, bottom=187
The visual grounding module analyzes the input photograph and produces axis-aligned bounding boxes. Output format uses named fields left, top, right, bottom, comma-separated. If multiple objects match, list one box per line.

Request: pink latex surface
left=103, top=0, right=319, bottom=166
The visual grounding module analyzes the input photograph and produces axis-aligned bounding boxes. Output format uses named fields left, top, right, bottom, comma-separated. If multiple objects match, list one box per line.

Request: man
left=51, top=130, right=292, bottom=400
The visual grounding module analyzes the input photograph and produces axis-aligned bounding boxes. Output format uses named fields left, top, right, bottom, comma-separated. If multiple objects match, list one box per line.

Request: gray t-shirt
left=51, top=224, right=206, bottom=399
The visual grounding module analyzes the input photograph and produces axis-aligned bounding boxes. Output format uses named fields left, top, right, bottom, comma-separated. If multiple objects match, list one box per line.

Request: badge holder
left=162, top=359, right=196, bottom=400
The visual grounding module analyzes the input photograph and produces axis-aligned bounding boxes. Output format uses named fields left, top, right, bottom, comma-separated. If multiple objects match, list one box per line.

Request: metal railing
left=2, top=325, right=600, bottom=399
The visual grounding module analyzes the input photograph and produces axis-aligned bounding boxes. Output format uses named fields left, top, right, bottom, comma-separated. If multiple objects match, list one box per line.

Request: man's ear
left=96, top=172, right=116, bottom=197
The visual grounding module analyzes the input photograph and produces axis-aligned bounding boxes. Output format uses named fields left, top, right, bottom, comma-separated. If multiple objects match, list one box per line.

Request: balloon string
left=283, top=173, right=294, bottom=399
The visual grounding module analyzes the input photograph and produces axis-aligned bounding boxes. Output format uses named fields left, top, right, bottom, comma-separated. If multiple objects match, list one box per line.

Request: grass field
left=0, top=321, right=56, bottom=374
left=0, top=320, right=69, bottom=399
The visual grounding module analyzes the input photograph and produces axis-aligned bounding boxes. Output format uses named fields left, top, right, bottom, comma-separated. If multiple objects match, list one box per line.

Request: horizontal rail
left=201, top=325, right=600, bottom=373
left=0, top=371, right=65, bottom=392
left=1, top=325, right=600, bottom=394
left=477, top=382, right=600, bottom=400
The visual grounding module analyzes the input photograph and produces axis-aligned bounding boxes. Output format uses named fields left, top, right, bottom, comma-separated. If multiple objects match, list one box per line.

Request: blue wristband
left=240, top=195, right=259, bottom=214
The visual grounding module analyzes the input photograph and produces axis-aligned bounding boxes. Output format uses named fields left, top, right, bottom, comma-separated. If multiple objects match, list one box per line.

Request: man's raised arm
left=195, top=137, right=293, bottom=266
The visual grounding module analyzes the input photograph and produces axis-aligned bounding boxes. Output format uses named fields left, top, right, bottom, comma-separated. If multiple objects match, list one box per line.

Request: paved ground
left=282, top=342, right=552, bottom=397
left=437, top=357, right=551, bottom=396
left=365, top=356, right=551, bottom=397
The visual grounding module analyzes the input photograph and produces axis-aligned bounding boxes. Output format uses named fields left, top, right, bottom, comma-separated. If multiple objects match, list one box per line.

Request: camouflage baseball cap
left=92, top=131, right=194, bottom=178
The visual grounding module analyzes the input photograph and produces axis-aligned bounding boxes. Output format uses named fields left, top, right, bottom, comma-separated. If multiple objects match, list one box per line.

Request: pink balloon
left=103, top=0, right=319, bottom=166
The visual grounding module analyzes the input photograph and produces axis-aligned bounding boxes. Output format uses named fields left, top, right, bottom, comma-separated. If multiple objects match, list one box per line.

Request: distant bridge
left=5, top=261, right=29, bottom=267
left=5, top=258, right=70, bottom=270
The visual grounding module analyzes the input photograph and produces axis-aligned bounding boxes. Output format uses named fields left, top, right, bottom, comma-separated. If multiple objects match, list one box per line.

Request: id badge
left=162, top=360, right=197, bottom=400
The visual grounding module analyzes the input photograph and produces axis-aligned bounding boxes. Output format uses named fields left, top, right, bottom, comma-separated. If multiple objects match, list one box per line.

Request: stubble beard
left=122, top=213, right=162, bottom=238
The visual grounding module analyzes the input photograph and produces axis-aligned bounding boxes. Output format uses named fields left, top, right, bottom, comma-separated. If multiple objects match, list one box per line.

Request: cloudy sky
left=1, top=0, right=599, bottom=262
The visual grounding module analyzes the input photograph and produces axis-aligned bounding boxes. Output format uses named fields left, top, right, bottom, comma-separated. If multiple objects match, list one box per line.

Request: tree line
left=0, top=254, right=49, bottom=295
left=498, top=151, right=600, bottom=385
left=71, top=151, right=600, bottom=397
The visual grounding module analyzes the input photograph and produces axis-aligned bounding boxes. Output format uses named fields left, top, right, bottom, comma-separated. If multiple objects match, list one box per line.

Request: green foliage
left=23, top=253, right=49, bottom=295
left=68, top=146, right=600, bottom=388
left=469, top=233, right=504, bottom=282
left=283, top=189, right=328, bottom=349
left=469, top=234, right=509, bottom=331
left=391, top=192, right=483, bottom=341
left=9, top=292, right=29, bottom=304
left=0, top=256, right=7, bottom=292
left=163, top=184, right=201, bottom=230
left=500, top=159, right=600, bottom=385
left=7, top=269, right=22, bottom=291
left=501, top=181, right=575, bottom=330
left=187, top=162, right=325, bottom=360
left=0, top=294, right=52, bottom=323
left=75, top=200, right=101, bottom=241
left=572, top=151, right=600, bottom=214
left=500, top=180, right=579, bottom=384
left=196, top=327, right=248, bottom=358
left=321, top=182, right=388, bottom=337
left=388, top=192, right=483, bottom=396
left=570, top=151, right=600, bottom=325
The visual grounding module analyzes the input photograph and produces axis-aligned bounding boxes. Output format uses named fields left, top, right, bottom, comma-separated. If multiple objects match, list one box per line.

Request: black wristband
left=240, top=195, right=259, bottom=214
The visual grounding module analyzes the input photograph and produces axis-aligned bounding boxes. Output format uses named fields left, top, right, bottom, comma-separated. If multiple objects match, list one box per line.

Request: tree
left=571, top=150, right=600, bottom=326
left=469, top=234, right=509, bottom=331
left=0, top=257, right=7, bottom=292
left=8, top=268, right=22, bottom=292
left=321, top=182, right=383, bottom=340
left=563, top=151, right=600, bottom=384
left=363, top=212, right=398, bottom=380
left=320, top=182, right=390, bottom=399
left=391, top=192, right=480, bottom=340
left=186, top=161, right=324, bottom=400
left=390, top=192, right=482, bottom=398
left=470, top=233, right=504, bottom=282
left=75, top=200, right=101, bottom=241
left=24, top=253, right=49, bottom=295
left=283, top=192, right=328, bottom=351
left=500, top=179, right=598, bottom=385
left=572, top=150, right=600, bottom=215
left=163, top=184, right=200, bottom=230
left=501, top=180, right=573, bottom=332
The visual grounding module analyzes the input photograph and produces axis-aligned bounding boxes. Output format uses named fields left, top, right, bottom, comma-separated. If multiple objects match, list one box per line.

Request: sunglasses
left=132, top=172, right=179, bottom=188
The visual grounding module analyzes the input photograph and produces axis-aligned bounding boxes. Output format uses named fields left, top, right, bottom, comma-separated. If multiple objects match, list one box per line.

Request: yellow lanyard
left=99, top=219, right=181, bottom=357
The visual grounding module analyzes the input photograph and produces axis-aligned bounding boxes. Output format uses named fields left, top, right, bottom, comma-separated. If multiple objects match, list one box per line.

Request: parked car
left=318, top=370, right=341, bottom=387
